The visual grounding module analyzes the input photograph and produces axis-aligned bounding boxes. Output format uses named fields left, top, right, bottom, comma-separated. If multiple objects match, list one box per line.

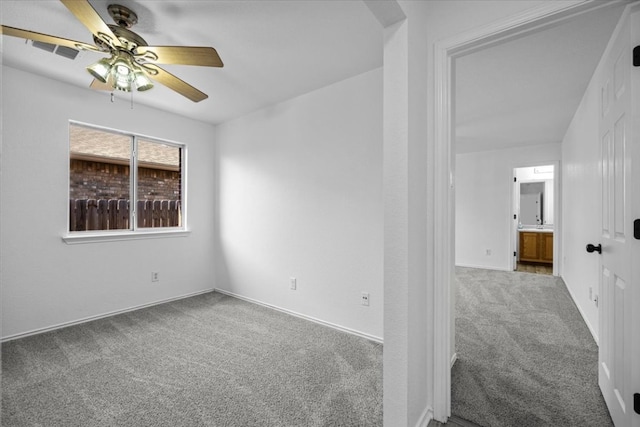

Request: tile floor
left=515, top=261, right=552, bottom=275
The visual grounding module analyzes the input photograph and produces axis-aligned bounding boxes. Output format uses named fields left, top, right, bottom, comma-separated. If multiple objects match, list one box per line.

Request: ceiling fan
left=0, top=0, right=223, bottom=102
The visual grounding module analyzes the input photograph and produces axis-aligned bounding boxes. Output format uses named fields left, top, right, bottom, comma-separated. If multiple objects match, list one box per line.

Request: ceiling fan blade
left=89, top=79, right=109, bottom=91
left=143, top=64, right=208, bottom=103
left=0, top=25, right=99, bottom=51
left=136, top=46, right=224, bottom=67
left=60, top=0, right=121, bottom=48
left=89, top=74, right=114, bottom=91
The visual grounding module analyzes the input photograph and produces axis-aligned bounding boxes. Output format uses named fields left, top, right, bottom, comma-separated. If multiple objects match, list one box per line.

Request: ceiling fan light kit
left=112, top=57, right=134, bottom=91
left=86, top=57, right=113, bottom=82
left=0, top=1, right=223, bottom=102
left=133, top=69, right=153, bottom=92
left=87, top=51, right=154, bottom=93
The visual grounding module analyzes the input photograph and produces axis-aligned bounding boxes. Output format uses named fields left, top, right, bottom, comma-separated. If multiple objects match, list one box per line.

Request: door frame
left=432, top=0, right=631, bottom=421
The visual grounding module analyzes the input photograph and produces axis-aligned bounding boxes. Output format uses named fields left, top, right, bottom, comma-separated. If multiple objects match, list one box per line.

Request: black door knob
left=586, top=243, right=602, bottom=254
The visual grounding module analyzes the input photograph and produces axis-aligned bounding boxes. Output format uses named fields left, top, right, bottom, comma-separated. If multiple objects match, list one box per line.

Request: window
left=68, top=122, right=185, bottom=235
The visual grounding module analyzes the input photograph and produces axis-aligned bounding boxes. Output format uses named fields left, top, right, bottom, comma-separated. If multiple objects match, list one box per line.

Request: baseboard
left=214, top=288, right=383, bottom=344
left=451, top=351, right=458, bottom=368
left=1, top=288, right=214, bottom=343
left=415, top=406, right=434, bottom=427
left=455, top=263, right=512, bottom=272
left=561, top=277, right=599, bottom=345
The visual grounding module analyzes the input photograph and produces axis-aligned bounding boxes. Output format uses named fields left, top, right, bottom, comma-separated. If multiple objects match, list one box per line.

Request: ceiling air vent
left=55, top=45, right=79, bottom=60
left=31, top=40, right=79, bottom=60
left=32, top=40, right=56, bottom=53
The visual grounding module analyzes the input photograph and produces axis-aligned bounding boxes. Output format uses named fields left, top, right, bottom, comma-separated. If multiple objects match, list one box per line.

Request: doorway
left=513, top=164, right=557, bottom=276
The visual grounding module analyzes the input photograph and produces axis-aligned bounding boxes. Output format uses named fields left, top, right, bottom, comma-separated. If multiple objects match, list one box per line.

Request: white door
left=598, top=6, right=640, bottom=427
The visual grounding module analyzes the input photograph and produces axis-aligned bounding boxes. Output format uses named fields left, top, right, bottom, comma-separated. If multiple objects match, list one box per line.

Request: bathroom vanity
left=518, top=229, right=553, bottom=264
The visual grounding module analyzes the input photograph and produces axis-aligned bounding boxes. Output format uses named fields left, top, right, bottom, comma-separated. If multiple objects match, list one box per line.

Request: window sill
left=62, top=229, right=190, bottom=244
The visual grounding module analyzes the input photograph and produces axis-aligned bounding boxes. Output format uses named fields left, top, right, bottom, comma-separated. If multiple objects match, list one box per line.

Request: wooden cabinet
left=520, top=232, right=540, bottom=261
left=541, top=233, right=553, bottom=262
left=519, top=231, right=553, bottom=264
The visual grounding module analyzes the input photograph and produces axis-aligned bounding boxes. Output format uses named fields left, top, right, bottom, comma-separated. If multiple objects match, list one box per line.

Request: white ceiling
left=455, top=3, right=626, bottom=153
left=0, top=0, right=383, bottom=125
left=0, top=1, right=629, bottom=152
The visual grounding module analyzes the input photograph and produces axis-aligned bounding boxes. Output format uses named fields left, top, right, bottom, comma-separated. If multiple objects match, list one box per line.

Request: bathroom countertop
left=519, top=228, right=553, bottom=233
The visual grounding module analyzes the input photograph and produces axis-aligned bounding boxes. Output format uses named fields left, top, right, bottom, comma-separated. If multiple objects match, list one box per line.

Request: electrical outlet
left=485, top=249, right=492, bottom=256
left=290, top=277, right=297, bottom=290
left=361, top=292, right=370, bottom=306
left=151, top=272, right=159, bottom=282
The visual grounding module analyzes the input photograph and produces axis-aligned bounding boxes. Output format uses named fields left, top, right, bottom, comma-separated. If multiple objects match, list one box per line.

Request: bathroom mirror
left=515, top=164, right=554, bottom=227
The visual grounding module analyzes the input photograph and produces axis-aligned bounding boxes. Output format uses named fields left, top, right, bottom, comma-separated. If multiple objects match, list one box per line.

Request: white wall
left=561, top=57, right=601, bottom=342
left=516, top=165, right=554, bottom=181
left=214, top=68, right=383, bottom=340
left=455, top=144, right=561, bottom=271
left=1, top=66, right=216, bottom=339
left=380, top=13, right=431, bottom=425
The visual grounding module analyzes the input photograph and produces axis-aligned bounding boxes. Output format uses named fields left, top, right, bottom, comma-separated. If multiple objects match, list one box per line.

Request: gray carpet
left=452, top=267, right=613, bottom=427
left=1, top=292, right=382, bottom=426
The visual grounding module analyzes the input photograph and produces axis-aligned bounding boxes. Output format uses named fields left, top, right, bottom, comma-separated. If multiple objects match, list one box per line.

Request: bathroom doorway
left=512, top=163, right=558, bottom=275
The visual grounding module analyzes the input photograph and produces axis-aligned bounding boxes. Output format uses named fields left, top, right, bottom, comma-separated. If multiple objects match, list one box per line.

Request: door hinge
left=514, top=251, right=517, bottom=257
left=514, top=214, right=517, bottom=220
left=514, top=177, right=517, bottom=182
left=634, top=219, right=640, bottom=240
left=634, top=46, right=640, bottom=67
left=634, top=393, right=640, bottom=414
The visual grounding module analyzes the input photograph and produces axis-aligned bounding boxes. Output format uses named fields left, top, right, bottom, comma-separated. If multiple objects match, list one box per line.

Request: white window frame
left=63, top=120, right=189, bottom=244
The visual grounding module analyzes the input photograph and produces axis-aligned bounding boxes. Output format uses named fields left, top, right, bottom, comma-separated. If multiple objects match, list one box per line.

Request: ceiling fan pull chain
left=110, top=92, right=115, bottom=103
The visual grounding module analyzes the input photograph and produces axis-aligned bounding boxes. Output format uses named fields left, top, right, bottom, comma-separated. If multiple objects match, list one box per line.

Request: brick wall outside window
left=69, top=159, right=180, bottom=201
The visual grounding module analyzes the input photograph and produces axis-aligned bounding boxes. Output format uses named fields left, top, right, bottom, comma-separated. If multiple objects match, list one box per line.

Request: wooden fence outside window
left=69, top=199, right=181, bottom=231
